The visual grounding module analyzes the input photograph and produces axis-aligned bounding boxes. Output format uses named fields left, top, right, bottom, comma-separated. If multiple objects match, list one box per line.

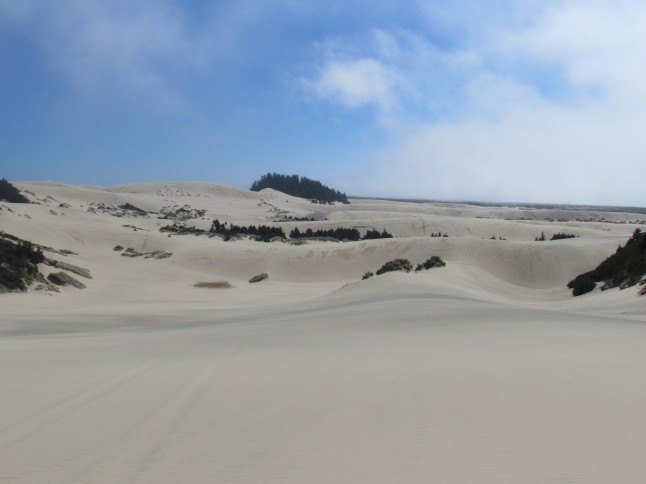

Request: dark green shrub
left=362, top=271, right=373, bottom=280
left=376, top=258, right=413, bottom=275
left=118, top=203, right=147, bottom=214
left=249, top=273, right=269, bottom=283
left=289, top=226, right=360, bottom=241
left=551, top=232, right=578, bottom=240
left=567, top=229, right=646, bottom=296
left=0, top=236, right=44, bottom=291
left=415, top=256, right=446, bottom=271
left=567, top=275, right=596, bottom=296
left=363, top=229, right=393, bottom=240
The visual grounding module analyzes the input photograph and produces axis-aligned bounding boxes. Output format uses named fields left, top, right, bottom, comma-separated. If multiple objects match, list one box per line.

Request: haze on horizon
left=1, top=1, right=644, bottom=207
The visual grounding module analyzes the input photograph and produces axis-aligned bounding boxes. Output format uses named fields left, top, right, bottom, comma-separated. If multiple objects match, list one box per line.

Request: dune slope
left=1, top=181, right=646, bottom=483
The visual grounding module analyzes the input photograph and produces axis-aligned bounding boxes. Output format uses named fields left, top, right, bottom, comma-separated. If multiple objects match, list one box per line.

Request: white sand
left=1, top=181, right=646, bottom=483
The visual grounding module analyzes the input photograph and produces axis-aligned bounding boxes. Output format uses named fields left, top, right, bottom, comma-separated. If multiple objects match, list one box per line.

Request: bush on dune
left=415, top=256, right=446, bottom=271
left=567, top=229, right=646, bottom=296
left=375, top=258, right=413, bottom=275
left=0, top=236, right=44, bottom=292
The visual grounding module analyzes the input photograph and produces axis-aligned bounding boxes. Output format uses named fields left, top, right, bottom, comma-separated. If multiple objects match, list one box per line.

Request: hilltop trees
left=250, top=173, right=349, bottom=204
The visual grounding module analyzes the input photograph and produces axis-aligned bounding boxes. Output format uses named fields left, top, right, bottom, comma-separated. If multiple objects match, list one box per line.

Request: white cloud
left=315, top=1, right=646, bottom=205
left=308, top=58, right=398, bottom=110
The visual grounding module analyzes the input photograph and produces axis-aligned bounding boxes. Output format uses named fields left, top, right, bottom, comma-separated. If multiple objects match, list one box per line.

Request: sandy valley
left=2, top=181, right=646, bottom=483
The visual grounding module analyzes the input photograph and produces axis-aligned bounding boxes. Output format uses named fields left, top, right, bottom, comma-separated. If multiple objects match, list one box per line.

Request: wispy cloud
left=306, top=1, right=646, bottom=205
left=0, top=0, right=304, bottom=110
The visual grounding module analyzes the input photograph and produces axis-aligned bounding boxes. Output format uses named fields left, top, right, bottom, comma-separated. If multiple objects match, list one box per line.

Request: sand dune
left=1, top=181, right=646, bottom=482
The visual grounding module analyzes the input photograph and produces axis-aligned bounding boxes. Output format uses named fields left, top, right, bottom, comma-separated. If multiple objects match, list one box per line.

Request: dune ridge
left=1, top=181, right=646, bottom=483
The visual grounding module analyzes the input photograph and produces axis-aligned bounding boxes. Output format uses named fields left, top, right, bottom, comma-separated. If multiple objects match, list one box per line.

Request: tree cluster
left=211, top=219, right=286, bottom=242
left=363, top=229, right=394, bottom=240
left=430, top=232, right=448, bottom=237
left=568, top=229, right=646, bottom=296
left=289, top=227, right=393, bottom=241
left=159, top=224, right=205, bottom=235
left=250, top=173, right=349, bottom=204
left=535, top=231, right=578, bottom=241
left=0, top=178, right=29, bottom=203
left=550, top=232, right=578, bottom=240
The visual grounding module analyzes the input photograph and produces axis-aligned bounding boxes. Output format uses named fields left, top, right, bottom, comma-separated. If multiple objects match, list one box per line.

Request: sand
left=1, top=181, right=646, bottom=483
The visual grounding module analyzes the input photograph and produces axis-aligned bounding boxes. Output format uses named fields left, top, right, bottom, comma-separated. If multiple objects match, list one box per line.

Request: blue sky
left=1, top=0, right=645, bottom=205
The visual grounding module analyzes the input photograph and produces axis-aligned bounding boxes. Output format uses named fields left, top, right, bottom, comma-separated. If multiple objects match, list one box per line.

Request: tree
left=567, top=229, right=646, bottom=296
left=250, top=173, right=349, bottom=203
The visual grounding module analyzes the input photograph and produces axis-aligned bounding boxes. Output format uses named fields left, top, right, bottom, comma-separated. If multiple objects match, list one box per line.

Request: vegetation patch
left=47, top=271, right=86, bottom=289
left=121, top=248, right=172, bottom=259
left=363, top=229, right=394, bottom=240
left=118, top=203, right=147, bottom=214
left=194, top=281, right=232, bottom=289
left=0, top=235, right=45, bottom=292
left=249, top=273, right=269, bottom=283
left=160, top=205, right=207, bottom=221
left=362, top=271, right=374, bottom=280
left=160, top=223, right=206, bottom=235
left=250, top=172, right=349, bottom=204
left=567, top=229, right=646, bottom=296
left=551, top=232, right=578, bottom=240
left=211, top=219, right=286, bottom=242
left=289, top=226, right=393, bottom=241
left=44, top=259, right=92, bottom=279
left=415, top=256, right=446, bottom=271
left=376, top=258, right=413, bottom=275
left=0, top=178, right=29, bottom=203
left=290, top=226, right=360, bottom=241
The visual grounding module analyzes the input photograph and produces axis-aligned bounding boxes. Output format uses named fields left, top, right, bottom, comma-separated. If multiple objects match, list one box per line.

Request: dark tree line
left=0, top=178, right=29, bottom=203
left=250, top=173, right=349, bottom=204
left=290, top=227, right=361, bottom=241
left=165, top=218, right=394, bottom=243
left=290, top=227, right=393, bottom=241
left=568, top=229, right=646, bottom=296
left=550, top=232, right=578, bottom=240
left=211, top=219, right=286, bottom=242
left=364, top=229, right=394, bottom=240
left=536, top=231, right=578, bottom=241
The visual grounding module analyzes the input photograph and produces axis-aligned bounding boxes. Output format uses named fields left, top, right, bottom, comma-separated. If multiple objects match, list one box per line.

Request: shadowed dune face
left=1, top=181, right=646, bottom=483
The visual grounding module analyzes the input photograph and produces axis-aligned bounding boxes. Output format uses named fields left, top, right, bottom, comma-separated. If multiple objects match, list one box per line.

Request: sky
left=0, top=0, right=645, bottom=206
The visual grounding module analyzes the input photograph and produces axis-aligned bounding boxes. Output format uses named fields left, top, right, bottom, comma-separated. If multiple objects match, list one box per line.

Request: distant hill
left=250, top=173, right=349, bottom=204
left=568, top=229, right=646, bottom=296
left=0, top=178, right=29, bottom=203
